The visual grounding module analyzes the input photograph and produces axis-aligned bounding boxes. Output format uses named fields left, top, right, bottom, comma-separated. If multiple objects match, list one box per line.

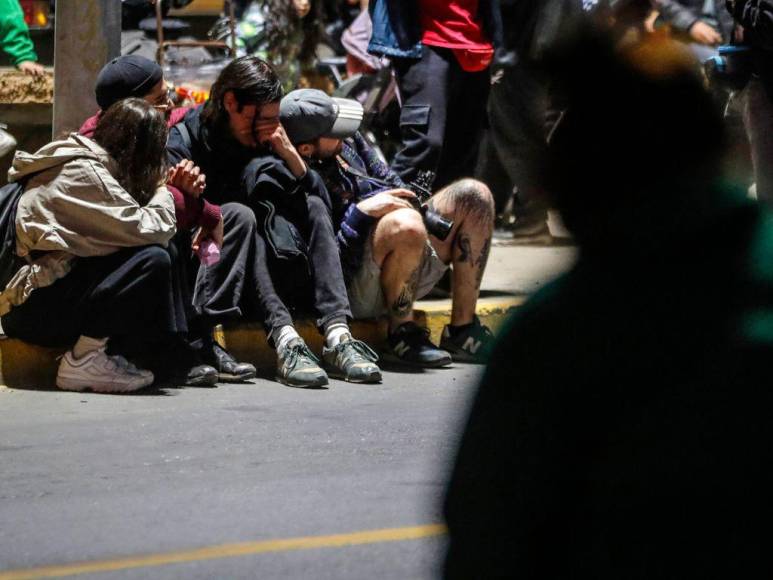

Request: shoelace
left=283, top=342, right=320, bottom=374
left=336, top=339, right=379, bottom=363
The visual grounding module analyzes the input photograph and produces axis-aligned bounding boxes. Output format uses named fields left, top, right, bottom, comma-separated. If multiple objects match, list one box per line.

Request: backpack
left=0, top=181, right=24, bottom=291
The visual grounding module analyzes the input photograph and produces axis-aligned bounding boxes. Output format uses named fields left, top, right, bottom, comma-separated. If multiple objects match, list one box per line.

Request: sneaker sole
left=380, top=351, right=453, bottom=368
left=185, top=373, right=219, bottom=387
left=325, top=368, right=382, bottom=384
left=56, top=376, right=151, bottom=394
left=218, top=370, right=258, bottom=383
left=275, top=374, right=329, bottom=388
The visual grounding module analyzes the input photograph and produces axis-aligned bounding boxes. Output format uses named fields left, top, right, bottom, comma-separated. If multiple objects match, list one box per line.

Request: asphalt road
left=0, top=364, right=484, bottom=579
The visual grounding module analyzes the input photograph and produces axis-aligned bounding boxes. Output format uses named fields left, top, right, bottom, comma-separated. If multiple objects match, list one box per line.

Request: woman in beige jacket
left=0, top=99, right=180, bottom=393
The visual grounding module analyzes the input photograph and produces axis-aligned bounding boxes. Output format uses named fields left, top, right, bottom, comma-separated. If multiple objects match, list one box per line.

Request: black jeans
left=392, top=45, right=490, bottom=189
left=192, top=200, right=350, bottom=341
left=1, top=245, right=179, bottom=347
left=744, top=76, right=773, bottom=205
left=476, top=61, right=548, bottom=222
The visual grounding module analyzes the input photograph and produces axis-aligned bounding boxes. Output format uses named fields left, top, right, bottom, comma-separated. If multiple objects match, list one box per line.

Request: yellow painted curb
left=0, top=297, right=522, bottom=389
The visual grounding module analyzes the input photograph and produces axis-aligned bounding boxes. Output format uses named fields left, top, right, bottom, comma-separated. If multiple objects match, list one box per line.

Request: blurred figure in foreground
left=444, top=28, right=773, bottom=579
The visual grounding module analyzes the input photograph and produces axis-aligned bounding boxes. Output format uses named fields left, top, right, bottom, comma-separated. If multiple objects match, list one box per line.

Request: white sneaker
left=0, top=126, right=17, bottom=159
left=56, top=348, right=154, bottom=393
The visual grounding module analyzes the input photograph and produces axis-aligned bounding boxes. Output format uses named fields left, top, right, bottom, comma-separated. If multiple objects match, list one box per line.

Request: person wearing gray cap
left=281, top=88, right=497, bottom=366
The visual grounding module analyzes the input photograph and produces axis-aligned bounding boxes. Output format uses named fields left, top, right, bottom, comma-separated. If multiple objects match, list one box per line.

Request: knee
left=450, top=178, right=495, bottom=222
left=379, top=209, right=428, bottom=251
left=222, top=202, right=257, bottom=232
left=307, top=195, right=330, bottom=216
left=138, top=245, right=172, bottom=274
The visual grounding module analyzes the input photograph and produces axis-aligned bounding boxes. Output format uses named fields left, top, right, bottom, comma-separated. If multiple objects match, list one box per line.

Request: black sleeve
left=166, top=124, right=191, bottom=167
left=730, top=0, right=773, bottom=48
left=242, top=157, right=333, bottom=216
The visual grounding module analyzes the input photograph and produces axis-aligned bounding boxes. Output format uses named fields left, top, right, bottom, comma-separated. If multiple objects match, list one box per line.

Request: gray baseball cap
left=280, top=89, right=364, bottom=145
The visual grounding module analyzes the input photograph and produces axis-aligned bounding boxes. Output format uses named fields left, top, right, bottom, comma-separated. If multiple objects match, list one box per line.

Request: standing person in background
left=476, top=0, right=552, bottom=243
left=727, top=0, right=773, bottom=205
left=367, top=0, right=501, bottom=189
left=230, top=0, right=322, bottom=90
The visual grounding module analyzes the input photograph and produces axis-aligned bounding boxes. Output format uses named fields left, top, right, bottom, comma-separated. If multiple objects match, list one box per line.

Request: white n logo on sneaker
left=462, top=337, right=482, bottom=355
left=394, top=341, right=411, bottom=357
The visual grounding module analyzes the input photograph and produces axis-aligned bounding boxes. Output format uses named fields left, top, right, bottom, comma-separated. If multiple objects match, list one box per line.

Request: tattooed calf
left=391, top=267, right=420, bottom=319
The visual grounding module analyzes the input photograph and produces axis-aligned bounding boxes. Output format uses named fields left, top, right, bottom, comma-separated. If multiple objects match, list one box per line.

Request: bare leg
left=428, top=179, right=495, bottom=326
left=371, top=208, right=429, bottom=332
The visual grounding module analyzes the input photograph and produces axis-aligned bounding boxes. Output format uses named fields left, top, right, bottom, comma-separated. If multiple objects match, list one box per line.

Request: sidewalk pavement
left=0, top=244, right=577, bottom=388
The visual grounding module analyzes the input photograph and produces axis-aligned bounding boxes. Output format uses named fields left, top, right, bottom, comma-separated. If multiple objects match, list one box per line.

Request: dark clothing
left=727, top=0, right=773, bottom=202
left=727, top=0, right=773, bottom=49
left=744, top=76, right=773, bottom=203
left=166, top=107, right=352, bottom=334
left=444, top=183, right=773, bottom=578
left=1, top=246, right=178, bottom=346
left=167, top=105, right=257, bottom=206
left=192, top=202, right=291, bottom=337
left=316, top=132, right=406, bottom=278
left=367, top=0, right=502, bottom=59
left=239, top=155, right=352, bottom=331
left=391, top=45, right=490, bottom=187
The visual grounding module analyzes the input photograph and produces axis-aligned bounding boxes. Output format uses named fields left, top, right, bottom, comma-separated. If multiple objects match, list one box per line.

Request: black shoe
left=194, top=337, right=257, bottom=383
left=382, top=322, right=452, bottom=368
left=155, top=339, right=219, bottom=387
left=439, top=316, right=495, bottom=364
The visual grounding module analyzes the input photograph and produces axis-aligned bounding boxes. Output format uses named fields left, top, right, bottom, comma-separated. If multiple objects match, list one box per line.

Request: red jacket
left=79, top=107, right=221, bottom=232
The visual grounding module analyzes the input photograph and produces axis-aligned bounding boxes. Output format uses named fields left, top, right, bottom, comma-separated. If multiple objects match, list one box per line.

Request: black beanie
left=95, top=55, right=163, bottom=110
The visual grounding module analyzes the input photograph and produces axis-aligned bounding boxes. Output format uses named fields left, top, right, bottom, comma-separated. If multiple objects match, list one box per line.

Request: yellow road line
left=0, top=524, right=447, bottom=580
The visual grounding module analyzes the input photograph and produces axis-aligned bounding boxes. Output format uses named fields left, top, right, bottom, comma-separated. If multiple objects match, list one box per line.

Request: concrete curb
left=0, top=297, right=523, bottom=389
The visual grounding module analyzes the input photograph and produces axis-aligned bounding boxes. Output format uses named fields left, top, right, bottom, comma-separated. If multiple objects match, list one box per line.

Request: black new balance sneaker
left=382, top=322, right=452, bottom=368
left=439, top=316, right=495, bottom=364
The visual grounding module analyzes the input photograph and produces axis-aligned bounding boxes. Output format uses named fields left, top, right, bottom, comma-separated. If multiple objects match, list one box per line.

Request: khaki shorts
left=347, top=238, right=449, bottom=319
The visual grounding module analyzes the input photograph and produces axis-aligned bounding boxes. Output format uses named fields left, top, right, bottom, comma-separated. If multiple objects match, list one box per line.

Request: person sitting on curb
left=0, top=99, right=178, bottom=393
left=167, top=56, right=381, bottom=387
left=280, top=89, right=497, bottom=366
left=77, top=54, right=256, bottom=384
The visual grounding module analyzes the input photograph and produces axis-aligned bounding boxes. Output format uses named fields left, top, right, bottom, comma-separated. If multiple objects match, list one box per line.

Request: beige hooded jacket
left=0, top=133, right=176, bottom=316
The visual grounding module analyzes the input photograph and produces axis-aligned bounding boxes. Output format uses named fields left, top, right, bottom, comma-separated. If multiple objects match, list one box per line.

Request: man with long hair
left=167, top=56, right=381, bottom=387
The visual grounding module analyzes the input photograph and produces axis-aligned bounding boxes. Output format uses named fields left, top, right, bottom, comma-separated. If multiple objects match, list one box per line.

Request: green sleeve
left=0, top=0, right=38, bottom=66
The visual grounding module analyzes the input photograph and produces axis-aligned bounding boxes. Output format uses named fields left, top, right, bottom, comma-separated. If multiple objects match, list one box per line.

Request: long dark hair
left=93, top=98, right=168, bottom=206
left=262, top=0, right=322, bottom=66
left=201, top=55, right=283, bottom=127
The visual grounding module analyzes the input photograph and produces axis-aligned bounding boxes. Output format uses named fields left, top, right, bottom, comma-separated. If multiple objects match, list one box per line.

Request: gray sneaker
left=276, top=338, right=328, bottom=388
left=322, top=334, right=382, bottom=383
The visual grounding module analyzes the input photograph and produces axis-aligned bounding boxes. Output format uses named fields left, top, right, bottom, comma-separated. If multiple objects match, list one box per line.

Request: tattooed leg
left=428, top=178, right=495, bottom=325
left=371, top=208, right=428, bottom=331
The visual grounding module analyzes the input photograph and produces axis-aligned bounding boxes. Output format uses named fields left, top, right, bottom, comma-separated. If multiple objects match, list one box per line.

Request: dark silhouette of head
left=544, top=28, right=726, bottom=248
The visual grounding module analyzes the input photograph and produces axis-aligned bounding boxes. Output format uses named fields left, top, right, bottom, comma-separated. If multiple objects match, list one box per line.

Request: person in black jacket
left=167, top=56, right=381, bottom=387
left=444, top=28, right=773, bottom=579
left=727, top=0, right=773, bottom=205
